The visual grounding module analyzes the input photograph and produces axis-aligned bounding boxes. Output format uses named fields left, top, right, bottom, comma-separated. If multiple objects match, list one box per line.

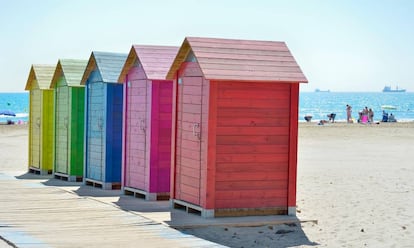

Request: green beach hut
left=50, top=59, right=88, bottom=181
left=25, top=65, right=55, bottom=175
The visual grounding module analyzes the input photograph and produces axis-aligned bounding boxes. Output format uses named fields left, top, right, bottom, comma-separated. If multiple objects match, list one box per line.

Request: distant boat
left=381, top=105, right=397, bottom=110
left=315, top=88, right=330, bottom=92
left=382, top=85, right=406, bottom=92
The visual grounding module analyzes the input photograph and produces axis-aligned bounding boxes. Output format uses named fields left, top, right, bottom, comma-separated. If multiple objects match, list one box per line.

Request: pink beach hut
left=118, top=45, right=179, bottom=200
left=166, top=37, right=308, bottom=217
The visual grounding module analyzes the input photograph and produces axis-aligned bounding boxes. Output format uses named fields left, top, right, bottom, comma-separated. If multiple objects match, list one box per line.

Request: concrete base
left=288, top=207, right=297, bottom=216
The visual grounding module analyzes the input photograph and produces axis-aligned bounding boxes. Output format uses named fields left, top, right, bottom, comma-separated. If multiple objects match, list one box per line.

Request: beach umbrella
left=0, top=110, right=16, bottom=116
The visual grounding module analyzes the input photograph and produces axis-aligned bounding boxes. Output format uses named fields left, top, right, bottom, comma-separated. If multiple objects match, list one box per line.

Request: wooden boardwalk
left=0, top=172, right=225, bottom=248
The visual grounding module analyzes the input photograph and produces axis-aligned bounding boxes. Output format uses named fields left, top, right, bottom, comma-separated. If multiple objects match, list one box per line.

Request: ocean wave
left=15, top=113, right=29, bottom=117
left=0, top=113, right=28, bottom=118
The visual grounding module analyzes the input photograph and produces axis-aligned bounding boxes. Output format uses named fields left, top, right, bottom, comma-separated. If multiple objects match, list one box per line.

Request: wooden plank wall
left=124, top=66, right=149, bottom=190
left=70, top=87, right=85, bottom=176
left=86, top=81, right=105, bottom=181
left=175, top=62, right=204, bottom=205
left=54, top=83, right=69, bottom=174
left=149, top=80, right=173, bottom=193
left=30, top=88, right=41, bottom=168
left=105, top=83, right=123, bottom=183
left=214, top=82, right=291, bottom=209
left=41, top=90, right=54, bottom=172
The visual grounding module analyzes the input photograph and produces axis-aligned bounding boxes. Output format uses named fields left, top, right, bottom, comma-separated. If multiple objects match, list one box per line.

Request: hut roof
left=166, top=37, right=308, bottom=83
left=81, top=51, right=128, bottom=85
left=50, top=59, right=88, bottom=88
left=24, top=64, right=56, bottom=90
left=118, top=45, right=179, bottom=82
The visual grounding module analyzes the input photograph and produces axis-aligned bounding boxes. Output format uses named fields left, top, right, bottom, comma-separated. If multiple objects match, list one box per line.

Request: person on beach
left=388, top=113, right=397, bottom=122
left=368, top=108, right=374, bottom=123
left=382, top=110, right=389, bottom=122
left=346, top=105, right=352, bottom=123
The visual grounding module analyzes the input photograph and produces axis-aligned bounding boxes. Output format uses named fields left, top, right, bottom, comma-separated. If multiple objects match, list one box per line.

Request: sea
left=300, top=92, right=414, bottom=122
left=0, top=92, right=29, bottom=123
left=1, top=92, right=413, bottom=123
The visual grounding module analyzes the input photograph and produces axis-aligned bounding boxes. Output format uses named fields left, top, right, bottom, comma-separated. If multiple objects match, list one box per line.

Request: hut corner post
left=169, top=72, right=179, bottom=204
left=83, top=82, right=89, bottom=183
left=121, top=75, right=128, bottom=190
left=288, top=83, right=299, bottom=216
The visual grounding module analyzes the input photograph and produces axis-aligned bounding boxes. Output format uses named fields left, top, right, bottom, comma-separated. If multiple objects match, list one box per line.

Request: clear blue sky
left=1, top=0, right=413, bottom=92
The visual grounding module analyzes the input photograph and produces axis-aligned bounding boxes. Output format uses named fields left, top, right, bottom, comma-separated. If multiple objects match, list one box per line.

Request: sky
left=0, top=0, right=413, bottom=92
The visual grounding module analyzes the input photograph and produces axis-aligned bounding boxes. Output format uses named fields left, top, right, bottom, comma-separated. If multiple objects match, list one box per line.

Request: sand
left=1, top=122, right=413, bottom=247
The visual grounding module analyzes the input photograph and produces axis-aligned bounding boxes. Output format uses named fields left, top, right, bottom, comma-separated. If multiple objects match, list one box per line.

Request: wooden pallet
left=172, top=199, right=204, bottom=216
left=214, top=207, right=288, bottom=217
left=124, top=187, right=169, bottom=201
left=54, top=173, right=83, bottom=182
left=84, top=178, right=121, bottom=190
left=172, top=199, right=288, bottom=218
left=29, top=167, right=52, bottom=175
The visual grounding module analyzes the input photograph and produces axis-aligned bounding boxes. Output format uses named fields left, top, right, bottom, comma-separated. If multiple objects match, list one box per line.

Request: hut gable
left=50, top=59, right=88, bottom=89
left=167, top=37, right=308, bottom=83
left=118, top=45, right=179, bottom=82
left=25, top=64, right=55, bottom=90
left=81, top=51, right=128, bottom=85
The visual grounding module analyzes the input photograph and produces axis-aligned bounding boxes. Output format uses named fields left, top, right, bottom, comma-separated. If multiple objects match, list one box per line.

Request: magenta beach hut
left=118, top=45, right=179, bottom=200
left=81, top=51, right=127, bottom=189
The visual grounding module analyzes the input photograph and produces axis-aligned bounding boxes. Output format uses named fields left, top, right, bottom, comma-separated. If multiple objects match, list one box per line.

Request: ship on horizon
left=315, top=88, right=330, bottom=93
left=382, top=85, right=406, bottom=93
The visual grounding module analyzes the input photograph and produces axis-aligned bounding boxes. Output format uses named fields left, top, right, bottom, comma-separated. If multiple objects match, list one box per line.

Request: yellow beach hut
left=25, top=64, right=55, bottom=175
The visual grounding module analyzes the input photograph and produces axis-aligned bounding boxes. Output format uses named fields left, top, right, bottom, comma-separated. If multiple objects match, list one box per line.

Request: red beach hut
left=118, top=45, right=179, bottom=200
left=166, top=37, right=308, bottom=217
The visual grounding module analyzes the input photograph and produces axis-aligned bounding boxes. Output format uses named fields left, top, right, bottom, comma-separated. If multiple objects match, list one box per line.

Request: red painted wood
left=216, top=180, right=288, bottom=191
left=215, top=171, right=288, bottom=181
left=215, top=189, right=288, bottom=200
left=288, top=84, right=299, bottom=208
left=215, top=153, right=288, bottom=163
left=216, top=135, right=289, bottom=145
left=216, top=144, right=289, bottom=154
left=205, top=81, right=217, bottom=209
left=217, top=108, right=290, bottom=118
left=216, top=126, right=289, bottom=136
left=215, top=198, right=287, bottom=209
left=169, top=40, right=303, bottom=214
left=216, top=162, right=289, bottom=173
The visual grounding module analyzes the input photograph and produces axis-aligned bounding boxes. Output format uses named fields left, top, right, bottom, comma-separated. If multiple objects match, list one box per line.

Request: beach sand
left=0, top=122, right=413, bottom=247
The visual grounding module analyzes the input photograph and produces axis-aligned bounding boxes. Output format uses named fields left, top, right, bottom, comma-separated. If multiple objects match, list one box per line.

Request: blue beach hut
left=81, top=51, right=128, bottom=189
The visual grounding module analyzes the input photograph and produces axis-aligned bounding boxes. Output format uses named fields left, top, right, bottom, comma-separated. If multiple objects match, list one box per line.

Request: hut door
left=30, top=89, right=41, bottom=168
left=87, top=82, right=105, bottom=181
left=55, top=86, right=69, bottom=173
left=176, top=76, right=203, bottom=205
left=125, top=78, right=148, bottom=190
